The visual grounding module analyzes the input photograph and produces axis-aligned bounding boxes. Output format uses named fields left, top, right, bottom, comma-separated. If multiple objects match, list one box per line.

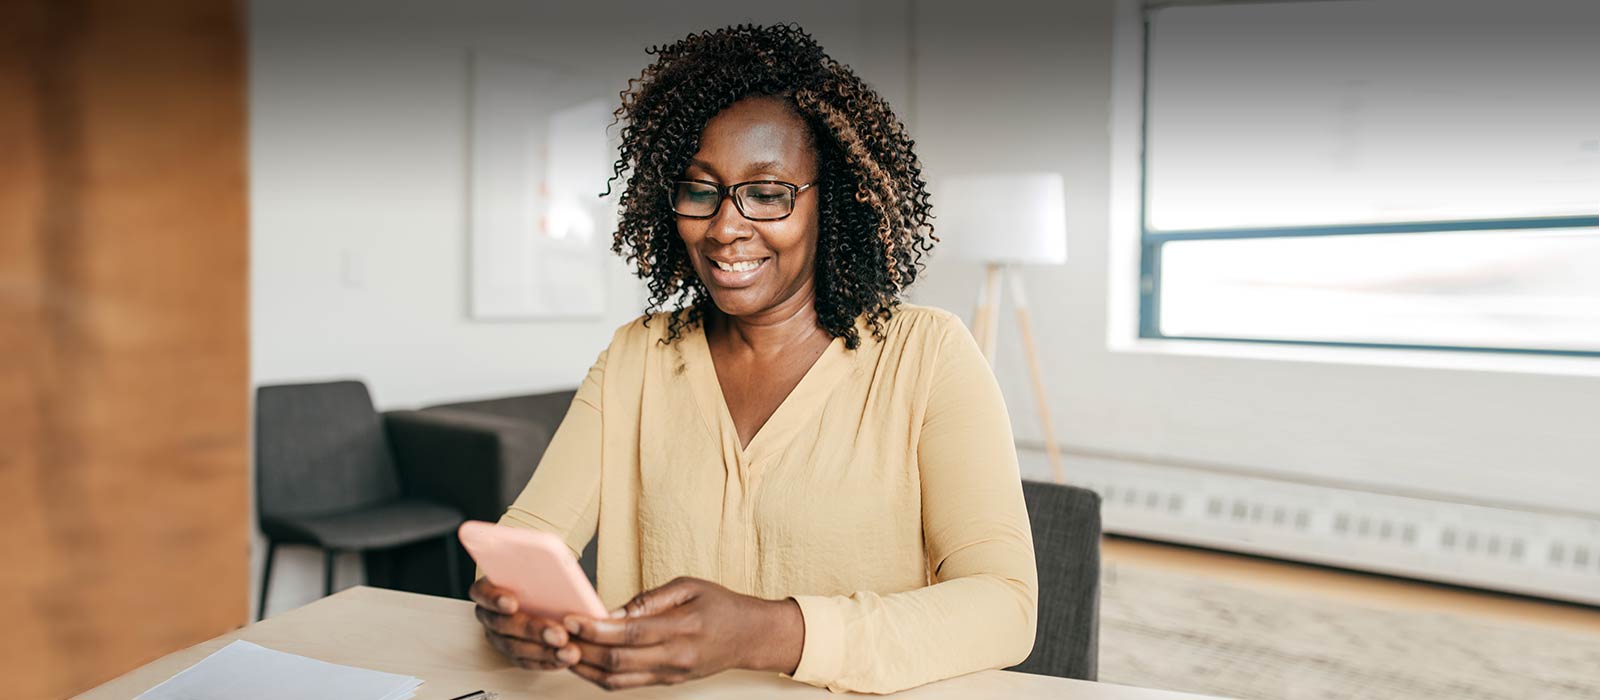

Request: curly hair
left=604, top=23, right=937, bottom=349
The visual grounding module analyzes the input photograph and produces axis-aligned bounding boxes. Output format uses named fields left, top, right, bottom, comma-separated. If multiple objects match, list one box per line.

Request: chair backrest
left=255, top=380, right=401, bottom=520
left=1009, top=480, right=1102, bottom=681
left=425, top=390, right=577, bottom=430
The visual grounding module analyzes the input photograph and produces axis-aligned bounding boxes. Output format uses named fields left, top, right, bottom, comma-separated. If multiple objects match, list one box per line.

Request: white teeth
left=714, top=259, right=764, bottom=272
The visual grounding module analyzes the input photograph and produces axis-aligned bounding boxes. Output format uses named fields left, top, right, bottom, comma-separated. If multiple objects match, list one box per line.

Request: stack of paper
left=136, top=640, right=422, bottom=700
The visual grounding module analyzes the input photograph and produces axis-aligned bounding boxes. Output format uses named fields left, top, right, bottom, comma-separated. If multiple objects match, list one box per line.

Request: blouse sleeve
left=495, top=348, right=607, bottom=561
left=786, top=318, right=1039, bottom=694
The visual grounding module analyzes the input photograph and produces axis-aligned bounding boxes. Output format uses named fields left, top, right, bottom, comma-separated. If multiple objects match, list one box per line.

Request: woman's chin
left=705, top=288, right=769, bottom=318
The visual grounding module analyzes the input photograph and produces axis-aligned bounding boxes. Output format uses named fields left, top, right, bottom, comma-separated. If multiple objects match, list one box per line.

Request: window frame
left=1134, top=7, right=1600, bottom=358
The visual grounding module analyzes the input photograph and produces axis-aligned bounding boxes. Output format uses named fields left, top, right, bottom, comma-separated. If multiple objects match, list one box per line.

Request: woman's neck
left=708, top=291, right=827, bottom=357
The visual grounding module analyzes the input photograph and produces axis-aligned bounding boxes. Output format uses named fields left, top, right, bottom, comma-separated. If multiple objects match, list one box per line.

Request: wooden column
left=0, top=1, right=249, bottom=697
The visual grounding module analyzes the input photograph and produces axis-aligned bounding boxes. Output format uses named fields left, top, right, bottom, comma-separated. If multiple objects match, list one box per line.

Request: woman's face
left=676, top=96, right=820, bottom=320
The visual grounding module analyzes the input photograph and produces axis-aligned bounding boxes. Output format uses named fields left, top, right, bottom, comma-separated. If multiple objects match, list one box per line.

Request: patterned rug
left=1099, top=564, right=1600, bottom=700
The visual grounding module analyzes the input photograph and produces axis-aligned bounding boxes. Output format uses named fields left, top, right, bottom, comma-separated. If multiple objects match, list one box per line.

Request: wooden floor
left=1102, top=535, right=1600, bottom=636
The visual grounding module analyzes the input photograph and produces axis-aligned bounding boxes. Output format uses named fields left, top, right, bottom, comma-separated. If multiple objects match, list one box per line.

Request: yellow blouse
left=497, top=303, right=1037, bottom=694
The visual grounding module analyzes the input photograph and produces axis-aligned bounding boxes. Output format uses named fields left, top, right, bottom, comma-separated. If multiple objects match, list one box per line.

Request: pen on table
left=446, top=691, right=496, bottom=700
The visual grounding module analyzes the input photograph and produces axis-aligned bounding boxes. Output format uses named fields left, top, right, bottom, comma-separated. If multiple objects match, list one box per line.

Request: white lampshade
left=935, top=172, right=1068, bottom=265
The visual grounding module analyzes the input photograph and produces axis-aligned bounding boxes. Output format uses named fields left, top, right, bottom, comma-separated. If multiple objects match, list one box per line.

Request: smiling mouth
left=712, top=258, right=769, bottom=273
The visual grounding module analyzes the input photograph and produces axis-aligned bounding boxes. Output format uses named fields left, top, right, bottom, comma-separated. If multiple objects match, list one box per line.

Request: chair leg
left=442, top=533, right=462, bottom=599
left=257, top=540, right=277, bottom=621
left=323, top=549, right=336, bottom=597
left=367, top=548, right=392, bottom=590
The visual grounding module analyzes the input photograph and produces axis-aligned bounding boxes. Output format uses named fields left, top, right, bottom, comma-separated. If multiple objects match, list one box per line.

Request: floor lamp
left=939, top=173, right=1068, bottom=483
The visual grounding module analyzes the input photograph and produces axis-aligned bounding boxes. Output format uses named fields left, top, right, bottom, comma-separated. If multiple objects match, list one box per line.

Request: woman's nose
left=705, top=194, right=754, bottom=244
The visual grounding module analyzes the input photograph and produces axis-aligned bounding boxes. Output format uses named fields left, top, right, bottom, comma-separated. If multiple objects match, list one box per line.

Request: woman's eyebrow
left=687, top=158, right=789, bottom=179
left=740, top=159, right=788, bottom=176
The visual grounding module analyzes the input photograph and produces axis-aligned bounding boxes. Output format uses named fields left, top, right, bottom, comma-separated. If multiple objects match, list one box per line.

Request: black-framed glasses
left=670, top=178, right=814, bottom=221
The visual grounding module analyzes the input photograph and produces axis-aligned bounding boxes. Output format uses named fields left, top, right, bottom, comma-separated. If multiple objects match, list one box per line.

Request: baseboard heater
left=1016, top=444, right=1600, bottom=606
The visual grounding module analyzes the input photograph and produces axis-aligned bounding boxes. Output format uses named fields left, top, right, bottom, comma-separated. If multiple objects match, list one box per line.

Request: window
left=1139, top=0, right=1600, bottom=355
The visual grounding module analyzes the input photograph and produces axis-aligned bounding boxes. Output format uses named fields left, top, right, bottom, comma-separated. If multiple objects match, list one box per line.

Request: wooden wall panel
left=0, top=1, right=249, bottom=696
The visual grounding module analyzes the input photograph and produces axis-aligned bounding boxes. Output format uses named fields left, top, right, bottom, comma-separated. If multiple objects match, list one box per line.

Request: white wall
left=251, top=0, right=911, bottom=409
left=249, top=0, right=911, bottom=616
left=252, top=0, right=1599, bottom=616
left=903, top=0, right=1600, bottom=521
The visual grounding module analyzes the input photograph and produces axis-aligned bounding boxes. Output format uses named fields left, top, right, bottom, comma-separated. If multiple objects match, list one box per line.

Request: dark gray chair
left=1008, top=480, right=1102, bottom=681
left=255, top=380, right=464, bottom=619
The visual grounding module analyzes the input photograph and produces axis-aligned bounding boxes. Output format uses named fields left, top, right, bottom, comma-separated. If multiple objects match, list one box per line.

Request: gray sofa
left=374, top=389, right=594, bottom=597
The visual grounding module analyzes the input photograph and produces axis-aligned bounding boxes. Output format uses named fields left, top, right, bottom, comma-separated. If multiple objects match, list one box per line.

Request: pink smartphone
left=458, top=520, right=608, bottom=621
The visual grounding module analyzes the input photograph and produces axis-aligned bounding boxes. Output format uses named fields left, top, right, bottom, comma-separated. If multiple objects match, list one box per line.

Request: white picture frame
left=468, top=51, right=615, bottom=319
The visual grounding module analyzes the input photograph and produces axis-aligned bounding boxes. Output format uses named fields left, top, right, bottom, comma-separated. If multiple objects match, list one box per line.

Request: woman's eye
left=744, top=188, right=787, bottom=202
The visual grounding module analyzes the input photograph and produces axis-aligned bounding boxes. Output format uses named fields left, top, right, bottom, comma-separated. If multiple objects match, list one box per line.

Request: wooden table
left=78, top=586, right=1223, bottom=699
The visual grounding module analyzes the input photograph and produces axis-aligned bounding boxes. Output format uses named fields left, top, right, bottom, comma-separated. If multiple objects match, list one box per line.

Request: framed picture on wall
left=468, top=50, right=615, bottom=319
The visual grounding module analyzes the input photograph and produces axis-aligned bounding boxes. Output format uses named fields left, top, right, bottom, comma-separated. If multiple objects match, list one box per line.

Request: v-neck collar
left=679, top=318, right=858, bottom=463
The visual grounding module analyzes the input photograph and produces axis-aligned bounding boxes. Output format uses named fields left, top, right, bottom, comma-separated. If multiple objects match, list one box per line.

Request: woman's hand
left=561, top=577, right=805, bottom=691
left=470, top=577, right=583, bottom=671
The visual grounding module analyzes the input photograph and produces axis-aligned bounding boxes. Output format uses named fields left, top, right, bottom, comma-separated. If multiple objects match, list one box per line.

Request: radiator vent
left=1018, top=448, right=1600, bottom=605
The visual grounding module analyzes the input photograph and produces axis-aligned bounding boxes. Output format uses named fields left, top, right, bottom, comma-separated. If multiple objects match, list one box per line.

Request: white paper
left=136, top=640, right=421, bottom=700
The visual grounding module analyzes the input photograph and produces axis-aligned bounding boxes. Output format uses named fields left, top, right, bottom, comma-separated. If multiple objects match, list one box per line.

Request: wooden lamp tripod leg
left=1008, top=272, right=1067, bottom=483
left=974, top=262, right=1004, bottom=363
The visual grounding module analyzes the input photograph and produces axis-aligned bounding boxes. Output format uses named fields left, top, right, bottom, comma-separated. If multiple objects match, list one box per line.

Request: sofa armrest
left=383, top=409, right=552, bottom=522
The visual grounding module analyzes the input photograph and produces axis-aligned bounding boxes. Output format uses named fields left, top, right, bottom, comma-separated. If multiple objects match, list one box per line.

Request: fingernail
left=609, top=607, right=627, bottom=619
left=564, top=617, right=580, bottom=634
left=496, top=596, right=516, bottom=613
left=559, top=646, right=579, bottom=663
left=543, top=628, right=561, bottom=646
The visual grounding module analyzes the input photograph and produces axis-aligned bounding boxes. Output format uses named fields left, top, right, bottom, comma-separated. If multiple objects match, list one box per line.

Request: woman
left=470, top=24, right=1036, bottom=694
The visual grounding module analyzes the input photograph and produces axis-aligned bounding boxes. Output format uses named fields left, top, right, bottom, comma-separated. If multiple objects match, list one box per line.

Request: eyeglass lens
left=673, top=181, right=795, bottom=220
